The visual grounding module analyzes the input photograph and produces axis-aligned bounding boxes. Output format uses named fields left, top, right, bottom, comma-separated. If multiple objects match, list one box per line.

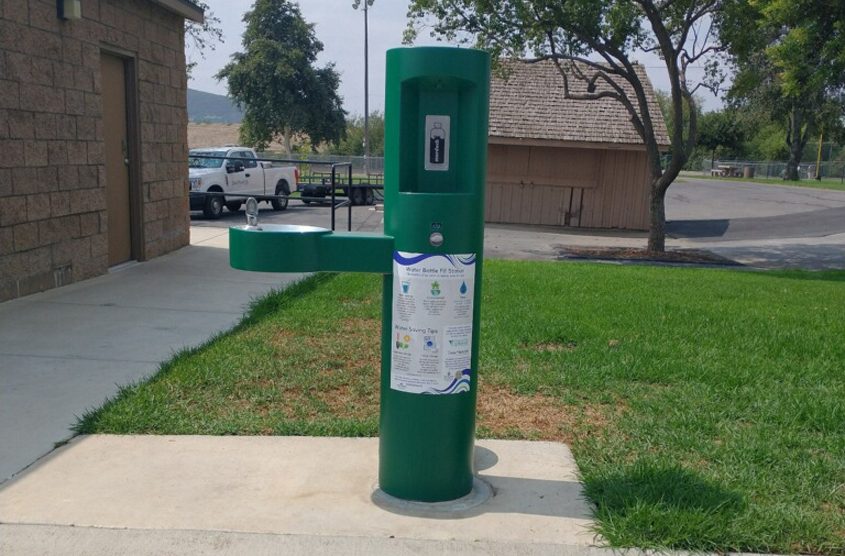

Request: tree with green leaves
left=697, top=109, right=744, bottom=168
left=217, top=0, right=347, bottom=152
left=406, top=0, right=725, bottom=252
left=722, top=0, right=845, bottom=180
left=332, top=112, right=385, bottom=156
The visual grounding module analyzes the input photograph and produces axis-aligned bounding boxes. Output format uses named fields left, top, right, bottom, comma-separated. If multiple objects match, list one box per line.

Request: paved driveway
left=667, top=177, right=845, bottom=240
left=665, top=178, right=845, bottom=269
left=197, top=186, right=845, bottom=269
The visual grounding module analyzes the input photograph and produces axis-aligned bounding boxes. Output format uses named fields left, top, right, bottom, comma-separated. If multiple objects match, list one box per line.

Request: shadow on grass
left=73, top=273, right=338, bottom=435
left=763, top=269, right=845, bottom=283
left=241, top=272, right=337, bottom=325
left=582, top=462, right=746, bottom=549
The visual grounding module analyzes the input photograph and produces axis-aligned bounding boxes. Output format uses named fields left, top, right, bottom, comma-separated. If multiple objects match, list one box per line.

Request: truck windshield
left=189, top=151, right=226, bottom=169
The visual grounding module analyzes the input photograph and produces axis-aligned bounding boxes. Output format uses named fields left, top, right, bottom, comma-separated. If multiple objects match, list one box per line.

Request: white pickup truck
left=188, top=147, right=299, bottom=219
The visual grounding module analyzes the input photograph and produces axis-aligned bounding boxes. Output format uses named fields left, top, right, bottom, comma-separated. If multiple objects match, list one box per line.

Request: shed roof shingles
left=489, top=60, right=671, bottom=147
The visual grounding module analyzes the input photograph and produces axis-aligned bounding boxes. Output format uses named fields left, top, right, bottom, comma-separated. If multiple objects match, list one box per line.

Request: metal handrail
left=330, top=163, right=353, bottom=232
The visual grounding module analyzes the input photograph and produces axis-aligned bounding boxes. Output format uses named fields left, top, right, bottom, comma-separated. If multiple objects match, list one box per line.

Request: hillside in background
left=187, top=89, right=242, bottom=124
left=188, top=123, right=287, bottom=150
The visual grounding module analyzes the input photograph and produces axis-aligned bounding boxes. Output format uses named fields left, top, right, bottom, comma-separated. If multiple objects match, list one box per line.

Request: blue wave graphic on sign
left=393, top=252, right=455, bottom=266
left=425, top=369, right=472, bottom=395
left=393, top=252, right=476, bottom=267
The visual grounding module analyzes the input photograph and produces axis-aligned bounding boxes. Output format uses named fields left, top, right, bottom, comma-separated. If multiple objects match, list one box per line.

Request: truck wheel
left=226, top=201, right=242, bottom=213
left=364, top=188, right=375, bottom=205
left=351, top=187, right=365, bottom=206
left=271, top=181, right=289, bottom=211
left=203, top=193, right=224, bottom=219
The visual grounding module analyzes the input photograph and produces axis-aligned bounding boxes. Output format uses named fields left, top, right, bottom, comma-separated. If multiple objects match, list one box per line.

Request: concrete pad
left=0, top=524, right=613, bottom=556
left=485, top=224, right=646, bottom=261
left=695, top=236, right=845, bottom=270
left=0, top=237, right=305, bottom=483
left=0, top=436, right=596, bottom=547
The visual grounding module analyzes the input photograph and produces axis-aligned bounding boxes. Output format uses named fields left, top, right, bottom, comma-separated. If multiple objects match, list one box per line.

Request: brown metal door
left=101, top=53, right=132, bottom=266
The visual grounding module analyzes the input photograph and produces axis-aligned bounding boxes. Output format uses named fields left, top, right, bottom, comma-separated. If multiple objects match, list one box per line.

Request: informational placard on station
left=391, top=252, right=475, bottom=394
left=424, top=115, right=450, bottom=171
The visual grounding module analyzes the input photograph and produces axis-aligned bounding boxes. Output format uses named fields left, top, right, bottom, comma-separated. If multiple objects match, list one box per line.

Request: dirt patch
left=260, top=318, right=382, bottom=421
left=559, top=246, right=740, bottom=266
left=340, top=317, right=381, bottom=335
left=302, top=318, right=381, bottom=369
left=316, top=381, right=379, bottom=420
left=532, top=341, right=578, bottom=353
left=188, top=123, right=288, bottom=150
left=189, top=123, right=241, bottom=149
left=246, top=321, right=623, bottom=440
left=477, top=382, right=623, bottom=444
left=271, top=328, right=295, bottom=343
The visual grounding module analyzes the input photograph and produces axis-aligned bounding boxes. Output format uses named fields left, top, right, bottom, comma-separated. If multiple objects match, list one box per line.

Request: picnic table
left=711, top=165, right=742, bottom=177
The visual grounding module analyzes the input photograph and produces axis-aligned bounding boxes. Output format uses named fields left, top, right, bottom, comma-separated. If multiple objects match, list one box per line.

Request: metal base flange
left=371, top=476, right=493, bottom=517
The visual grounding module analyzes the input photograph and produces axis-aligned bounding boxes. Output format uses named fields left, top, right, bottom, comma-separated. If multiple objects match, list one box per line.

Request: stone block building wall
left=0, top=0, right=190, bottom=302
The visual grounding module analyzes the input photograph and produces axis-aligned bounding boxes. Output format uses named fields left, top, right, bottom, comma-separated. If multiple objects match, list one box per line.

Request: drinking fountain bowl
left=230, top=224, right=393, bottom=274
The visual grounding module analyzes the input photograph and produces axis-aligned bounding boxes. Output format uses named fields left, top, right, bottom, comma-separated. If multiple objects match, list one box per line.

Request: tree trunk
left=784, top=138, right=803, bottom=181
left=647, top=183, right=667, bottom=253
left=283, top=128, right=292, bottom=154
left=784, top=109, right=807, bottom=181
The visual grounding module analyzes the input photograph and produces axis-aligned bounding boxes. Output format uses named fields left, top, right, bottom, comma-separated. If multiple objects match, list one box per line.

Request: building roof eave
left=489, top=135, right=671, bottom=152
left=149, top=0, right=204, bottom=23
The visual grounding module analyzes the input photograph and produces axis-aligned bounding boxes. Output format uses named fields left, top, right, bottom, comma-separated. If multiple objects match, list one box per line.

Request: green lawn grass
left=77, top=263, right=845, bottom=554
left=681, top=173, right=845, bottom=192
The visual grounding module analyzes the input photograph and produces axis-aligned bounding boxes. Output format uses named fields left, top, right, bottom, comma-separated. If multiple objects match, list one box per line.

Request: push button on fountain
left=429, top=232, right=444, bottom=247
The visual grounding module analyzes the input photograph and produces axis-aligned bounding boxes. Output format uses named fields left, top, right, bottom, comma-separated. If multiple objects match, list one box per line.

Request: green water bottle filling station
left=231, top=47, right=490, bottom=504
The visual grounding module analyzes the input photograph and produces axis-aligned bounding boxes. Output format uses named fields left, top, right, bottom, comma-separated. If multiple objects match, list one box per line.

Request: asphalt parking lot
left=189, top=198, right=384, bottom=234
left=665, top=177, right=845, bottom=269
left=667, top=177, right=845, bottom=241
left=192, top=178, right=845, bottom=269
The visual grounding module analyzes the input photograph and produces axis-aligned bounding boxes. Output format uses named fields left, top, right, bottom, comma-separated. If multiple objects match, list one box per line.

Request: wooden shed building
left=486, top=61, right=670, bottom=230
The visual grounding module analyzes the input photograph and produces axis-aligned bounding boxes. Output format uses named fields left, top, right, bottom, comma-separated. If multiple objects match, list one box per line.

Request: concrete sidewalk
left=0, top=436, right=596, bottom=555
left=0, top=227, right=304, bottom=483
left=0, top=436, right=787, bottom=556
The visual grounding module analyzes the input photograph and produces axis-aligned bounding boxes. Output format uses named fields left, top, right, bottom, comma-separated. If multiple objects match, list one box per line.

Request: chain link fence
left=257, top=152, right=385, bottom=176
left=701, top=159, right=845, bottom=181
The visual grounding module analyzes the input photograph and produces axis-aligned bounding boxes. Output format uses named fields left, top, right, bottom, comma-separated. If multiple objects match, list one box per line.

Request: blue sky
left=187, top=1, right=724, bottom=115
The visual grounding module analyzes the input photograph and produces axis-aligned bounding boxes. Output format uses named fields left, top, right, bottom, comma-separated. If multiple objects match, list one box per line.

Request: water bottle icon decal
left=424, top=115, right=450, bottom=171
left=429, top=122, right=445, bottom=164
